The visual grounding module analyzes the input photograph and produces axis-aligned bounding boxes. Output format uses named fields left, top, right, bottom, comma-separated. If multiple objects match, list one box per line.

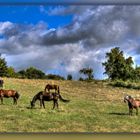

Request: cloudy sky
left=1, top=5, right=140, bottom=79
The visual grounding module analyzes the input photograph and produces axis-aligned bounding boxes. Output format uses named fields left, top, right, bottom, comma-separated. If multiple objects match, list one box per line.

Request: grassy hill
left=1, top=78, right=140, bottom=132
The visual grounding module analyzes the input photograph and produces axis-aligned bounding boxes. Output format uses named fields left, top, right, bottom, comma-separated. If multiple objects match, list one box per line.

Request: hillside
left=0, top=78, right=140, bottom=132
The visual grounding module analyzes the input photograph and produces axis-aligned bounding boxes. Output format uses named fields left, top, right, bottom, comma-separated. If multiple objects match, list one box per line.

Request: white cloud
left=1, top=6, right=140, bottom=79
left=0, top=21, right=13, bottom=34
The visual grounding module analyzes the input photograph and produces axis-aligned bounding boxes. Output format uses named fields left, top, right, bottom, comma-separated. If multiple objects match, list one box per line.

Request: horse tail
left=15, top=91, right=20, bottom=99
left=59, top=94, right=70, bottom=102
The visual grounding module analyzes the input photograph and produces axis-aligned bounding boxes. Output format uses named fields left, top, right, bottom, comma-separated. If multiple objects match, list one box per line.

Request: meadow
left=1, top=78, right=140, bottom=132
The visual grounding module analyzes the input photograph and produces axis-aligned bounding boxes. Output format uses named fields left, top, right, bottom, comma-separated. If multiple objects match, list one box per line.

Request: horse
left=0, top=89, right=20, bottom=105
left=30, top=91, right=70, bottom=109
left=124, top=95, right=140, bottom=115
left=0, top=79, right=4, bottom=88
left=44, top=84, right=60, bottom=94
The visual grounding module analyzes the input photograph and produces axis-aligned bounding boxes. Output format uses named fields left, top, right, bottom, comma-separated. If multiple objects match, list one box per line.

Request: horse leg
left=39, top=94, right=44, bottom=109
left=13, top=97, right=17, bottom=105
left=40, top=99, right=42, bottom=108
left=42, top=101, right=45, bottom=109
left=52, top=100, right=55, bottom=109
left=15, top=98, right=18, bottom=105
left=0, top=97, right=3, bottom=104
left=56, top=100, right=59, bottom=109
left=129, top=108, right=133, bottom=115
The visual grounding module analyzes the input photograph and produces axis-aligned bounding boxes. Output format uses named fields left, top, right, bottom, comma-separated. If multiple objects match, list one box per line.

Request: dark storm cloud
left=40, top=6, right=129, bottom=47
left=46, top=6, right=140, bottom=49
left=2, top=6, right=140, bottom=50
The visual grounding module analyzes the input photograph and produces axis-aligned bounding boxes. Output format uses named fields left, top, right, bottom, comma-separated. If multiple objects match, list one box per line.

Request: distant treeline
left=1, top=65, right=66, bottom=80
left=0, top=54, right=94, bottom=81
left=0, top=56, right=66, bottom=80
left=1, top=47, right=140, bottom=81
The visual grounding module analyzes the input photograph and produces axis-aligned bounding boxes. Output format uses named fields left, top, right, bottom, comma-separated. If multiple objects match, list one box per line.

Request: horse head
left=124, top=95, right=131, bottom=103
left=124, top=95, right=132, bottom=103
left=30, top=100, right=35, bottom=109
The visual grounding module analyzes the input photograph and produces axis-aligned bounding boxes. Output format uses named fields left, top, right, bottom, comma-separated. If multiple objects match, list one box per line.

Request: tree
left=46, top=74, right=65, bottom=80
left=67, top=74, right=72, bottom=80
left=132, top=66, right=140, bottom=81
left=17, top=70, right=27, bottom=78
left=79, top=67, right=94, bottom=81
left=0, top=55, right=8, bottom=77
left=102, top=47, right=134, bottom=80
left=79, top=77, right=84, bottom=81
left=26, top=67, right=46, bottom=79
left=7, top=67, right=16, bottom=77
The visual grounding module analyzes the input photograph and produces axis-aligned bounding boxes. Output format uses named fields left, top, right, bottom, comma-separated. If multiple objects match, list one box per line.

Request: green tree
left=124, top=57, right=134, bottom=80
left=132, top=66, right=140, bottom=81
left=46, top=74, right=65, bottom=80
left=0, top=55, right=8, bottom=77
left=79, top=77, right=84, bottom=81
left=17, top=70, right=27, bottom=78
left=67, top=74, right=72, bottom=80
left=102, top=47, right=134, bottom=80
left=7, top=66, right=16, bottom=77
left=79, top=67, right=94, bottom=81
left=26, top=67, right=46, bottom=79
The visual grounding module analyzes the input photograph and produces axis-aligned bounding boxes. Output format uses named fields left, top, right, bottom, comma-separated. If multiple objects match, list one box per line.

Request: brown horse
left=124, top=95, right=140, bottom=115
left=30, top=91, right=70, bottom=109
left=44, top=84, right=60, bottom=94
left=0, top=89, right=20, bottom=105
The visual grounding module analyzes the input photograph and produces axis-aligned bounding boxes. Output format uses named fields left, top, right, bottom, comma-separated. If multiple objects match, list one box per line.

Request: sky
left=1, top=5, right=140, bottom=80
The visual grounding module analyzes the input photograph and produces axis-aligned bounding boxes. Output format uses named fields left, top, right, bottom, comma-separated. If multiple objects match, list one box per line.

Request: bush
left=26, top=67, right=45, bottom=79
left=67, top=74, right=72, bottom=80
left=110, top=80, right=140, bottom=90
left=46, top=74, right=65, bottom=80
left=111, top=80, right=126, bottom=87
left=17, top=67, right=46, bottom=79
left=79, top=77, right=84, bottom=81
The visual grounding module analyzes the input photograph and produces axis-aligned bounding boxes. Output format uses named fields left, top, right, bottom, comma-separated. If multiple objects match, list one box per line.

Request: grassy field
left=1, top=78, right=140, bottom=132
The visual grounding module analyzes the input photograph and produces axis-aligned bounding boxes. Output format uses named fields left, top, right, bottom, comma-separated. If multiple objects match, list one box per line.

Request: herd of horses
left=0, top=81, right=70, bottom=109
left=1, top=79, right=140, bottom=115
left=30, top=84, right=69, bottom=109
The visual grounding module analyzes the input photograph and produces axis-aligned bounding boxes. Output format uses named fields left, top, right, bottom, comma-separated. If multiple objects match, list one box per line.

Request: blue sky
left=1, top=5, right=140, bottom=80
left=0, top=6, right=73, bottom=28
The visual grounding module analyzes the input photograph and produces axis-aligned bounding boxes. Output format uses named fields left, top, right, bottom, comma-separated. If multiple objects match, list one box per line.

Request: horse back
left=0, top=89, right=17, bottom=97
left=42, top=92, right=58, bottom=101
left=134, top=100, right=140, bottom=107
left=46, top=84, right=59, bottom=89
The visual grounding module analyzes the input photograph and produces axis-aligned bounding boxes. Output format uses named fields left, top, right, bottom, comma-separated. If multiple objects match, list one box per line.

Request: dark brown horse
left=124, top=95, right=140, bottom=115
left=44, top=84, right=60, bottom=94
left=0, top=89, right=20, bottom=105
left=30, top=91, right=70, bottom=109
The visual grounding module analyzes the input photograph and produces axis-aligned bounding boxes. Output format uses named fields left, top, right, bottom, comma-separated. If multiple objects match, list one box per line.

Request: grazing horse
left=30, top=91, right=70, bottom=109
left=124, top=95, right=140, bottom=115
left=0, top=89, right=20, bottom=105
left=44, top=84, right=60, bottom=94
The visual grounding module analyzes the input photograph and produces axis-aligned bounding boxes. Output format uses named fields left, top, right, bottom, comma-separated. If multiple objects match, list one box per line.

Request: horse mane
left=32, top=91, right=43, bottom=102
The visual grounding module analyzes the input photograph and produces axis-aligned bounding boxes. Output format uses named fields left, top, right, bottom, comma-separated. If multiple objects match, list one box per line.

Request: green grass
left=1, top=78, right=140, bottom=132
